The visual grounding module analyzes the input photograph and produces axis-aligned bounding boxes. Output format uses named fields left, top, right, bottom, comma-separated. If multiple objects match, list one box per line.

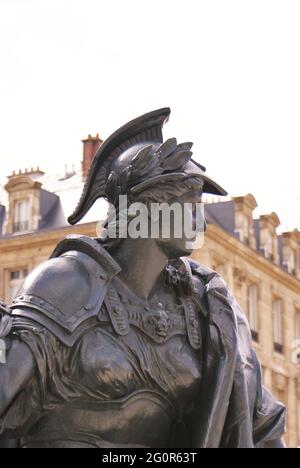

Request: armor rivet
left=84, top=304, right=93, bottom=311
left=40, top=300, right=45, bottom=306
left=99, top=274, right=107, bottom=281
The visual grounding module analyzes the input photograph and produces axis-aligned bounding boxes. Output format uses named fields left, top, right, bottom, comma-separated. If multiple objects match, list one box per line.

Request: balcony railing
left=12, top=221, right=29, bottom=233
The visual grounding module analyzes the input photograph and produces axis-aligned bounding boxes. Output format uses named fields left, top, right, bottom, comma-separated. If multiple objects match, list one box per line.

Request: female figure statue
left=0, top=109, right=285, bottom=448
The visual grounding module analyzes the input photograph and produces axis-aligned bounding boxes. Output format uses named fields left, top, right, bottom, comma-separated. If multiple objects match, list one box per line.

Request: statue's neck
left=113, top=239, right=168, bottom=302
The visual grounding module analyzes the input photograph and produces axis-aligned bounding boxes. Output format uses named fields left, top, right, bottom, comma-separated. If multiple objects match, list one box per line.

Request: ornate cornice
left=5, top=175, right=42, bottom=193
left=206, top=224, right=300, bottom=294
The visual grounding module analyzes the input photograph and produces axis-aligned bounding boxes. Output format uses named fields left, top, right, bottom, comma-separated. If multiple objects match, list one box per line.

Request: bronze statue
left=0, top=109, right=285, bottom=448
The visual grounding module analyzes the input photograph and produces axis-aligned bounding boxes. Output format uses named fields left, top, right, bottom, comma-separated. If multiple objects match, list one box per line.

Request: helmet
left=68, top=108, right=227, bottom=225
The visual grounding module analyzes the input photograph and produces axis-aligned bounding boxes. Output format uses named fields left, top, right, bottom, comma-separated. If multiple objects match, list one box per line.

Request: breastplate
left=20, top=285, right=202, bottom=448
left=101, top=284, right=202, bottom=350
left=21, top=390, right=175, bottom=448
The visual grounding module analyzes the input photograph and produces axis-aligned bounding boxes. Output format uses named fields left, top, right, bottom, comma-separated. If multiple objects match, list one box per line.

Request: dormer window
left=13, top=199, right=29, bottom=233
left=3, top=171, right=43, bottom=236
left=259, top=213, right=280, bottom=263
left=233, top=194, right=257, bottom=249
left=283, top=249, right=296, bottom=274
left=281, top=231, right=300, bottom=277
left=263, top=234, right=273, bottom=260
left=241, top=218, right=250, bottom=245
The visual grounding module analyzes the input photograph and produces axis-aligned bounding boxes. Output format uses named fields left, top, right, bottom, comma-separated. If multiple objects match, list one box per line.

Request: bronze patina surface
left=0, top=109, right=285, bottom=448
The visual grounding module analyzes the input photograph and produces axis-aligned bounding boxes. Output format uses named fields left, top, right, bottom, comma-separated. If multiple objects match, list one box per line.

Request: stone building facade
left=196, top=195, right=300, bottom=447
left=0, top=136, right=299, bottom=447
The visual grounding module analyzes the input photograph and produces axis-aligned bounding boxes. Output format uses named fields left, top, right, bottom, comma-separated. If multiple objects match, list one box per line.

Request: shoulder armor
left=188, top=258, right=229, bottom=292
left=186, top=258, right=232, bottom=319
left=188, top=259, right=217, bottom=282
left=11, top=235, right=121, bottom=346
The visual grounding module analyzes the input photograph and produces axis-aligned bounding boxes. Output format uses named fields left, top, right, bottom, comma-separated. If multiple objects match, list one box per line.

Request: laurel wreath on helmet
left=105, top=138, right=193, bottom=205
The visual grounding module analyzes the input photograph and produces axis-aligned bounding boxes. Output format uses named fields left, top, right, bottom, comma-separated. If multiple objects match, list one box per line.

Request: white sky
left=0, top=0, right=299, bottom=230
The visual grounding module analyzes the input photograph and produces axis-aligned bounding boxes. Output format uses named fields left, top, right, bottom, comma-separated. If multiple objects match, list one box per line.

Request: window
left=273, top=299, right=284, bottom=353
left=263, top=235, right=273, bottom=260
left=13, top=199, right=29, bottom=233
left=247, top=284, right=259, bottom=342
left=241, top=218, right=249, bottom=244
left=284, top=249, right=297, bottom=275
left=8, top=269, right=28, bottom=302
left=236, top=218, right=250, bottom=245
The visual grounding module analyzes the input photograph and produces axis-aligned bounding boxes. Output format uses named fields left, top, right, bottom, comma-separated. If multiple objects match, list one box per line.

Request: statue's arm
left=0, top=338, right=35, bottom=417
left=0, top=238, right=118, bottom=422
left=253, top=381, right=286, bottom=449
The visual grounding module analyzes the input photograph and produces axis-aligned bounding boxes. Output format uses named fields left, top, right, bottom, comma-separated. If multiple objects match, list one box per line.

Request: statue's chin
left=156, top=239, right=194, bottom=259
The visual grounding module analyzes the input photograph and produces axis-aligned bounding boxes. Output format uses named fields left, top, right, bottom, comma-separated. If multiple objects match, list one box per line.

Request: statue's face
left=155, top=191, right=205, bottom=259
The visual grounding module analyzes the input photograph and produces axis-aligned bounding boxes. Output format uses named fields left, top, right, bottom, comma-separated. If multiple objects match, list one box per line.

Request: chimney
left=8, top=167, right=45, bottom=179
left=82, top=134, right=103, bottom=179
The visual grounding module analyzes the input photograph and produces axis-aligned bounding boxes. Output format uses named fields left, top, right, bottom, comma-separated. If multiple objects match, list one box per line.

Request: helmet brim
left=131, top=159, right=228, bottom=196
